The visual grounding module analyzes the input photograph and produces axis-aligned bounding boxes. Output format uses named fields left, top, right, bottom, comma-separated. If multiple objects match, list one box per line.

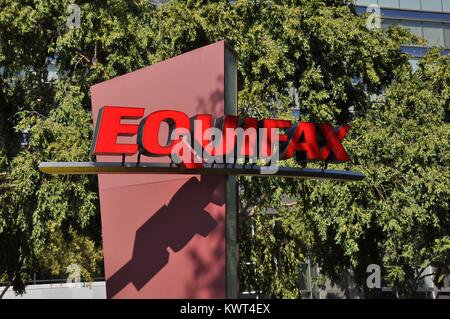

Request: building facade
left=355, top=0, right=450, bottom=61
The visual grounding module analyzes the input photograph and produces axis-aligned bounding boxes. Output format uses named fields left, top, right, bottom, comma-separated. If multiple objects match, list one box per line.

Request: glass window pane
left=421, top=0, right=443, bottom=11
left=400, top=0, right=421, bottom=10
left=355, top=0, right=376, bottom=5
left=443, top=0, right=450, bottom=12
left=422, top=22, right=444, bottom=46
left=409, top=59, right=419, bottom=71
left=382, top=18, right=402, bottom=29
left=378, top=0, right=400, bottom=8
left=403, top=21, right=423, bottom=38
left=444, top=24, right=450, bottom=48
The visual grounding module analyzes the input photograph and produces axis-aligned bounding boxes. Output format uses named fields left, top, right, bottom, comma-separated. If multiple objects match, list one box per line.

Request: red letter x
left=319, top=124, right=350, bottom=162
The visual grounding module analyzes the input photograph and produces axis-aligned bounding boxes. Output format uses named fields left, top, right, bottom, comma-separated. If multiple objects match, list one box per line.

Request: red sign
left=91, top=106, right=350, bottom=165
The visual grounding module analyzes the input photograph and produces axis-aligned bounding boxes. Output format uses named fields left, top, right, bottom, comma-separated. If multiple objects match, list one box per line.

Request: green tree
left=0, top=0, right=155, bottom=295
left=298, top=50, right=450, bottom=298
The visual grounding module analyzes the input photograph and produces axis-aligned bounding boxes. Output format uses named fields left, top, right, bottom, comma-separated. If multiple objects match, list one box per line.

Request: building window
left=356, top=0, right=450, bottom=12
left=444, top=0, right=450, bottom=12
left=403, top=20, right=423, bottom=38
left=421, top=0, right=443, bottom=12
left=355, top=0, right=376, bottom=6
left=382, top=18, right=401, bottom=29
left=445, top=24, right=450, bottom=48
left=423, top=22, right=445, bottom=46
left=399, top=0, right=421, bottom=10
left=383, top=20, right=450, bottom=48
left=379, top=0, right=400, bottom=8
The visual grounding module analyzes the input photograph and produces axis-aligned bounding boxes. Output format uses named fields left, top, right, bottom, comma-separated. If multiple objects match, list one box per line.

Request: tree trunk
left=0, top=283, right=11, bottom=299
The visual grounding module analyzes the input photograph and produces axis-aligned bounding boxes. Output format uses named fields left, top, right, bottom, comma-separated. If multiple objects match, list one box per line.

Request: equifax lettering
left=91, top=106, right=350, bottom=167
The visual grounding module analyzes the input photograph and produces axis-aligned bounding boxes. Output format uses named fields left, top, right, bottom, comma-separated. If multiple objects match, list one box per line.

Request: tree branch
left=372, top=185, right=385, bottom=200
left=239, top=193, right=267, bottom=223
left=410, top=264, right=433, bottom=295
left=76, top=52, right=92, bottom=65
left=27, top=110, right=47, bottom=119
left=94, top=43, right=98, bottom=65
left=281, top=201, right=298, bottom=207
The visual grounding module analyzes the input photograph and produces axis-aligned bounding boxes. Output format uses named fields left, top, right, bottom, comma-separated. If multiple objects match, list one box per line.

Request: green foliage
left=0, top=0, right=155, bottom=293
left=271, top=50, right=450, bottom=298
left=0, top=81, right=101, bottom=293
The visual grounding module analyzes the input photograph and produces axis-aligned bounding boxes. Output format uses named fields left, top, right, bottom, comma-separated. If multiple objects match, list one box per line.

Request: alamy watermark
left=66, top=263, right=81, bottom=288
left=169, top=124, right=282, bottom=174
left=366, top=4, right=381, bottom=30
left=66, top=4, right=81, bottom=29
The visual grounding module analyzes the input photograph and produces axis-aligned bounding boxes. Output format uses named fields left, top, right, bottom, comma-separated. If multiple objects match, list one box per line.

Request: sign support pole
left=226, top=175, right=239, bottom=298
